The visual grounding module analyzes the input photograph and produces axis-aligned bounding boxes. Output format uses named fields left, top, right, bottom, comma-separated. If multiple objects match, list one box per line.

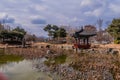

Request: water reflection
left=0, top=58, right=52, bottom=80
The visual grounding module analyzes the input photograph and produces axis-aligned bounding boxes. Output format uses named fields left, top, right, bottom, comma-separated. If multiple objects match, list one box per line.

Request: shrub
left=114, top=40, right=120, bottom=44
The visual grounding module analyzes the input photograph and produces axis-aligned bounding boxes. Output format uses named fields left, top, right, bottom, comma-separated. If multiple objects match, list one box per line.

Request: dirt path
left=99, top=44, right=120, bottom=49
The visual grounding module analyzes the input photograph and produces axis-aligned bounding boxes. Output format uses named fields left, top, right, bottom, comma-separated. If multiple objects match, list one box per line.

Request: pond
left=0, top=58, right=53, bottom=80
left=0, top=48, right=67, bottom=80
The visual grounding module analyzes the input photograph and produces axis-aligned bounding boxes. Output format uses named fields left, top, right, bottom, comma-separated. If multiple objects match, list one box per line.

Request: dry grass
left=70, top=53, right=120, bottom=80
left=5, top=48, right=48, bottom=59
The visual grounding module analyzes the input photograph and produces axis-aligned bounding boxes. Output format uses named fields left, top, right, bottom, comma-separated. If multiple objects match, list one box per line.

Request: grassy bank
left=0, top=54, right=24, bottom=64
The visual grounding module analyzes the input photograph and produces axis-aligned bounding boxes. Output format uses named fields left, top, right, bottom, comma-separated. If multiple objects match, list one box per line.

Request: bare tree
left=96, top=18, right=104, bottom=43
left=0, top=23, right=4, bottom=31
left=60, top=25, right=77, bottom=44
left=84, top=25, right=97, bottom=32
left=97, top=18, right=103, bottom=31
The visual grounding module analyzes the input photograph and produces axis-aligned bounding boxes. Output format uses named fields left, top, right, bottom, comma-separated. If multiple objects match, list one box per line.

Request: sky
left=0, top=0, right=120, bottom=36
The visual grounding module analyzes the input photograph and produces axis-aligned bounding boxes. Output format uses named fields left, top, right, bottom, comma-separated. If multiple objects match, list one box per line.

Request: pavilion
left=73, top=28, right=96, bottom=49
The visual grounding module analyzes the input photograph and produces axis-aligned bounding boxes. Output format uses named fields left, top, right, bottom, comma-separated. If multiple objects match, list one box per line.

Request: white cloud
left=72, top=17, right=78, bottom=22
left=80, top=0, right=92, bottom=6
left=0, top=12, right=7, bottom=18
left=30, top=5, right=47, bottom=11
left=0, top=0, right=120, bottom=36
left=84, top=8, right=103, bottom=17
left=29, top=15, right=45, bottom=20
left=109, top=4, right=120, bottom=14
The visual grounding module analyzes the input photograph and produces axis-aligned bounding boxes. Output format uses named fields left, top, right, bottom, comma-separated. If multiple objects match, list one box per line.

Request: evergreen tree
left=107, top=18, right=120, bottom=44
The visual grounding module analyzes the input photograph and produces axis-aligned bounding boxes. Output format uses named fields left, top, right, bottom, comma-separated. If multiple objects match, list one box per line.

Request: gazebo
left=73, top=28, right=96, bottom=49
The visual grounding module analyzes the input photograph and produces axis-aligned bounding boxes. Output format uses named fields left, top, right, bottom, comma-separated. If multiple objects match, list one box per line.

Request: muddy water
left=0, top=59, right=52, bottom=80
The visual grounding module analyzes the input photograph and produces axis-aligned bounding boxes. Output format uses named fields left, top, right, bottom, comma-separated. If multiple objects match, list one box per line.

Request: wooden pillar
left=78, top=38, right=80, bottom=45
left=87, top=37, right=89, bottom=45
left=75, top=38, right=77, bottom=43
left=22, top=38, right=26, bottom=48
left=83, top=38, right=85, bottom=45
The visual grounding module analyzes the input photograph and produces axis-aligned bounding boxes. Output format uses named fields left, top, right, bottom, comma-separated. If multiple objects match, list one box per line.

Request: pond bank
left=0, top=46, right=120, bottom=80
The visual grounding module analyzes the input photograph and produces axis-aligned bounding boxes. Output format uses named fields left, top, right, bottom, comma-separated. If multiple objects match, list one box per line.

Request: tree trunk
left=22, top=38, right=26, bottom=48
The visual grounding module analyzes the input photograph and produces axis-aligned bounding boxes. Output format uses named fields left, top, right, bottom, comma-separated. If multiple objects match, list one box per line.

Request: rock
left=46, top=45, right=50, bottom=48
left=107, top=48, right=113, bottom=53
left=51, top=60, right=55, bottom=64
left=111, top=50, right=119, bottom=55
left=47, top=50, right=51, bottom=54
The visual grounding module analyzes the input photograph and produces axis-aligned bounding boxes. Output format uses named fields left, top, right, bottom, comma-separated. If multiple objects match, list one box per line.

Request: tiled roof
left=79, top=30, right=96, bottom=36
left=73, top=29, right=96, bottom=38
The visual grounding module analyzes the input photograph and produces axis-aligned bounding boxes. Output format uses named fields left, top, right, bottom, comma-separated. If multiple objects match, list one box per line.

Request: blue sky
left=0, top=0, right=120, bottom=36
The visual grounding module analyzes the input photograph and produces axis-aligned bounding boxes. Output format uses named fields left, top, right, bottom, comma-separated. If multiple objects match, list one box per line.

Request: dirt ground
left=34, top=42, right=120, bottom=48
left=0, top=42, right=120, bottom=50
left=99, top=44, right=120, bottom=49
